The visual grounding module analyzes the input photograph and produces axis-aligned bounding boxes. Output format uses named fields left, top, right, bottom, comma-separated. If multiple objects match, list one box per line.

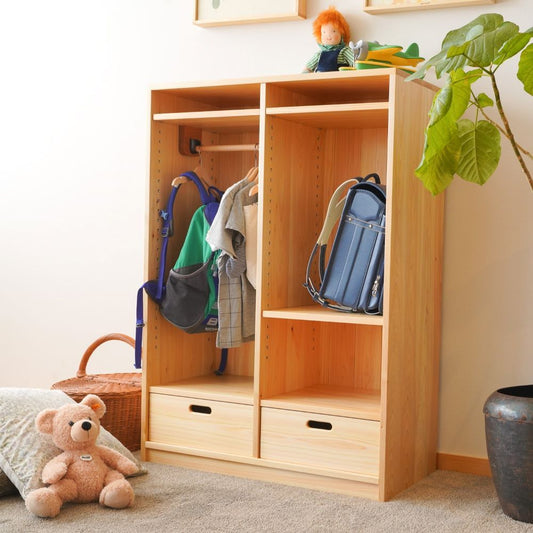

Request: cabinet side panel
left=381, top=74, right=444, bottom=500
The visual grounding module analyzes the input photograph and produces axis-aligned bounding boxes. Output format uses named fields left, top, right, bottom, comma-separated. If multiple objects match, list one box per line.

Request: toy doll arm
left=303, top=51, right=321, bottom=73
left=41, top=453, right=71, bottom=484
left=339, top=46, right=355, bottom=68
left=98, top=446, right=139, bottom=476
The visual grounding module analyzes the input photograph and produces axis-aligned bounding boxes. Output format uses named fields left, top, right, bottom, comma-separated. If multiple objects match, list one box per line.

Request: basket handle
left=76, top=333, right=135, bottom=378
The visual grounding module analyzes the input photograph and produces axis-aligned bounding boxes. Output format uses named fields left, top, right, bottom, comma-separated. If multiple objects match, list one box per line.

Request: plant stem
left=489, top=71, right=533, bottom=191
left=476, top=103, right=533, bottom=159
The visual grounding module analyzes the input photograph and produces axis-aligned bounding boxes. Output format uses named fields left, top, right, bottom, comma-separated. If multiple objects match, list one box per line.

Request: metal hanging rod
left=189, top=138, right=259, bottom=154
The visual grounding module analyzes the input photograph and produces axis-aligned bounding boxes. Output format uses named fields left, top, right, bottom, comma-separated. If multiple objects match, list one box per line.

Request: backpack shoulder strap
left=179, top=171, right=220, bottom=205
left=178, top=171, right=223, bottom=224
left=316, top=178, right=359, bottom=246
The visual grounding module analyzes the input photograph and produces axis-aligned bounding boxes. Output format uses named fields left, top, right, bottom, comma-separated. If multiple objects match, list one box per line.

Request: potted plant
left=407, top=13, right=532, bottom=524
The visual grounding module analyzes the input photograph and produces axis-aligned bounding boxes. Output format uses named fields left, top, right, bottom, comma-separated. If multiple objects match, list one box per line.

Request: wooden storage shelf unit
left=142, top=70, right=444, bottom=501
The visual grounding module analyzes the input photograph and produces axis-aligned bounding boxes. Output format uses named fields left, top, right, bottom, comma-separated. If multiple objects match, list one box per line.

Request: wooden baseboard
left=437, top=453, right=491, bottom=477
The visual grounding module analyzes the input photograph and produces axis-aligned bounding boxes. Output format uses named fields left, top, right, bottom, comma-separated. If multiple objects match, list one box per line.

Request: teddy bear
left=25, top=394, right=139, bottom=518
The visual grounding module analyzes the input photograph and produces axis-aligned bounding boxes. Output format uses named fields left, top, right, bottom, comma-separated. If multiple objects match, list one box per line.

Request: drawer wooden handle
left=307, top=420, right=332, bottom=431
left=190, top=404, right=212, bottom=415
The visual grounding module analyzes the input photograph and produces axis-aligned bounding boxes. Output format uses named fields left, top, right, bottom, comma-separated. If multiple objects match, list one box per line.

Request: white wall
left=1, top=0, right=531, bottom=460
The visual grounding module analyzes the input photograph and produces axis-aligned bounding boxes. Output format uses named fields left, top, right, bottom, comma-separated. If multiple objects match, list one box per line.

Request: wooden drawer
left=149, top=393, right=253, bottom=456
left=260, top=408, right=379, bottom=478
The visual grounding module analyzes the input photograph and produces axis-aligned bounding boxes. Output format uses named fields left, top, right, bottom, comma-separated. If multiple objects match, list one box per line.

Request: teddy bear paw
left=99, top=479, right=135, bottom=509
left=26, top=488, right=63, bottom=518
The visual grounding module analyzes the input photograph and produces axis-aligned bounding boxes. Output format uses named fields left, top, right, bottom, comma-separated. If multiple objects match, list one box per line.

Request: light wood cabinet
left=141, top=70, right=444, bottom=501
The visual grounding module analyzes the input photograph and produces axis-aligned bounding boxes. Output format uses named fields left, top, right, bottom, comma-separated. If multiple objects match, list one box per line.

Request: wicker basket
left=51, top=333, right=141, bottom=451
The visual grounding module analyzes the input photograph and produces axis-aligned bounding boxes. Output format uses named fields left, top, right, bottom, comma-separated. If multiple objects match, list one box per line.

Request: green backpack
left=135, top=171, right=225, bottom=370
left=161, top=203, right=221, bottom=333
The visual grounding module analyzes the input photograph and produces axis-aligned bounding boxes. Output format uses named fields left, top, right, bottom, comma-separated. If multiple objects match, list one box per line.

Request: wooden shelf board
left=150, top=374, right=254, bottom=405
left=261, top=385, right=381, bottom=421
left=263, top=305, right=384, bottom=326
left=153, top=109, right=260, bottom=132
left=267, top=103, right=388, bottom=129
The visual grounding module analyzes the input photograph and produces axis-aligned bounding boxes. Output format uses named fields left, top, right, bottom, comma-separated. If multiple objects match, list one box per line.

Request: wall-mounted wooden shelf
left=364, top=0, right=495, bottom=14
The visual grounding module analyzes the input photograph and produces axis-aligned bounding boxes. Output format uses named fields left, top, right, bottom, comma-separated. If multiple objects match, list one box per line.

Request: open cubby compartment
left=259, top=318, right=382, bottom=421
left=151, top=81, right=262, bottom=114
left=259, top=112, right=389, bottom=318
left=265, top=71, right=391, bottom=107
left=144, top=255, right=256, bottom=404
left=146, top=114, right=260, bottom=406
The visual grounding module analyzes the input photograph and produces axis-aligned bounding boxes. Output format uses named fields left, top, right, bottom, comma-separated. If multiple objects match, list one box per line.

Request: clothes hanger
left=170, top=169, right=208, bottom=188
left=244, top=166, right=258, bottom=183
left=171, top=154, right=211, bottom=188
left=245, top=164, right=259, bottom=196
left=192, top=163, right=213, bottom=190
left=171, top=174, right=190, bottom=187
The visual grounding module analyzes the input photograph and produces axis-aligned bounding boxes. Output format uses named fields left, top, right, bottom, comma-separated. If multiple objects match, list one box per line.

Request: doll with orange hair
left=304, top=6, right=354, bottom=73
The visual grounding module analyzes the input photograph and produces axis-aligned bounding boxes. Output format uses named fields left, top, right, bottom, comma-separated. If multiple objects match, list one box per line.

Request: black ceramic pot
left=483, top=384, right=533, bottom=523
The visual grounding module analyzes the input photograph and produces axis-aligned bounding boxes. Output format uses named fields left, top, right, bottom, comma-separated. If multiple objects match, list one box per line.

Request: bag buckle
left=371, top=275, right=382, bottom=297
left=160, top=221, right=173, bottom=238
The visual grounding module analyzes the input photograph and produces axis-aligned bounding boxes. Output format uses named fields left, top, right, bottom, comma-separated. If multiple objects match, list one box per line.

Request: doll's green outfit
left=305, top=42, right=354, bottom=72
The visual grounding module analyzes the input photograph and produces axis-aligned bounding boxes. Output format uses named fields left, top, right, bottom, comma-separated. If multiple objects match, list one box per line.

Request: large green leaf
left=441, top=14, right=504, bottom=49
left=405, top=17, right=486, bottom=81
left=406, top=48, right=446, bottom=81
left=424, top=69, right=480, bottom=151
left=456, top=119, right=501, bottom=185
left=428, top=85, right=452, bottom=127
left=415, top=133, right=461, bottom=195
left=408, top=14, right=519, bottom=80
left=444, top=21, right=517, bottom=73
left=445, top=24, right=484, bottom=59
left=429, top=69, right=478, bottom=123
left=494, top=30, right=533, bottom=65
left=416, top=69, right=491, bottom=194
left=518, top=43, right=533, bottom=95
left=436, top=14, right=510, bottom=76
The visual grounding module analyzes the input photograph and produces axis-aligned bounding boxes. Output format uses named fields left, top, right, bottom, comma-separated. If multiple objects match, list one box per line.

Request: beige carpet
left=0, top=458, right=531, bottom=533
